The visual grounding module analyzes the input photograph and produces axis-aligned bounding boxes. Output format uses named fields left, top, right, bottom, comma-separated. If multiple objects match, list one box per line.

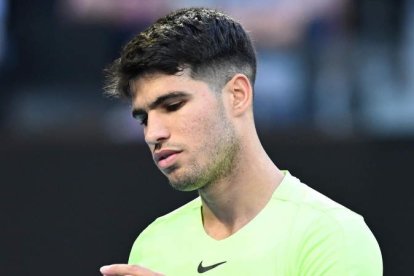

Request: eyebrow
left=132, top=91, right=191, bottom=119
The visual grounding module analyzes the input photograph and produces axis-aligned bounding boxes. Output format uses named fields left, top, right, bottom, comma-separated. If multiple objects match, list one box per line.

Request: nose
left=144, top=112, right=170, bottom=145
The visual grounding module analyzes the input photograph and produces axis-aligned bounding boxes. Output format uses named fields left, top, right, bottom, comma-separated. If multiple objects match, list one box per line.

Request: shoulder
left=275, top=172, right=378, bottom=245
left=277, top=172, right=383, bottom=275
left=274, top=172, right=363, bottom=222
left=131, top=197, right=201, bottom=244
left=155, top=196, right=200, bottom=224
left=128, top=197, right=201, bottom=264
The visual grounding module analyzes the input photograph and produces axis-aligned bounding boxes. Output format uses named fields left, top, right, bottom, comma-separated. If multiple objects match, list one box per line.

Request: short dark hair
left=104, top=7, right=257, bottom=98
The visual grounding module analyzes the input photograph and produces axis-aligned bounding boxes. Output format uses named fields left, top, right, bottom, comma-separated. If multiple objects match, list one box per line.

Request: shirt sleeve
left=128, top=232, right=144, bottom=265
left=295, top=210, right=383, bottom=276
left=128, top=223, right=156, bottom=265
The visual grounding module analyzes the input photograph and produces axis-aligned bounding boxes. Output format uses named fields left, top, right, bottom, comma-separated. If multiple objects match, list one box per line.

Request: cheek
left=174, top=93, right=227, bottom=145
left=177, top=112, right=209, bottom=136
left=176, top=107, right=219, bottom=141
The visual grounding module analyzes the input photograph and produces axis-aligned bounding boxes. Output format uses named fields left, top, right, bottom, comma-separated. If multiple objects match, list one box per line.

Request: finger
left=100, top=264, right=163, bottom=276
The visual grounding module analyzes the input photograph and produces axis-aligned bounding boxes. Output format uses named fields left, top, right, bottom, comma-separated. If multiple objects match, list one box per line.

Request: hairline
left=127, top=62, right=254, bottom=99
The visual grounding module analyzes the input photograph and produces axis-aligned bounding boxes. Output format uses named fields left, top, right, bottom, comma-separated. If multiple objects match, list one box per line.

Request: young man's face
left=131, top=71, right=240, bottom=191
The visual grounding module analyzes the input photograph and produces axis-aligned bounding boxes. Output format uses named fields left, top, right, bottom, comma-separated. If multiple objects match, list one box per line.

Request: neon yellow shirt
left=129, top=171, right=382, bottom=275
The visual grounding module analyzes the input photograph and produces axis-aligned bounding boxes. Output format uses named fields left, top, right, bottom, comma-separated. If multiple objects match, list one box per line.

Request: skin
left=131, top=70, right=240, bottom=192
left=100, top=264, right=163, bottom=276
left=101, top=69, right=284, bottom=276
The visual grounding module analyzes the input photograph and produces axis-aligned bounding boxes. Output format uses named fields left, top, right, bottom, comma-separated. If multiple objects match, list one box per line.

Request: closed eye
left=165, top=101, right=185, bottom=112
left=131, top=92, right=191, bottom=126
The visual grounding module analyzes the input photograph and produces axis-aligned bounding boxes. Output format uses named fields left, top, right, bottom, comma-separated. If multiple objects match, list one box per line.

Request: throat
left=200, top=204, right=255, bottom=240
left=198, top=156, right=285, bottom=240
left=202, top=215, right=247, bottom=240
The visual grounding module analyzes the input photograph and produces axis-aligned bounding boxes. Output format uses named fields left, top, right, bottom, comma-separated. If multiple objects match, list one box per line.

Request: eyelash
left=165, top=101, right=184, bottom=112
left=138, top=101, right=185, bottom=126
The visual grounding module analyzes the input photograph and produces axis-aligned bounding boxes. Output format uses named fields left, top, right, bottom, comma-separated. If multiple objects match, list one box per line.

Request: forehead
left=130, top=71, right=213, bottom=107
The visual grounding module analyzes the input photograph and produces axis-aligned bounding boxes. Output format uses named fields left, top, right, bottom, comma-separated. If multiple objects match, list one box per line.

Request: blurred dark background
left=1, top=0, right=412, bottom=275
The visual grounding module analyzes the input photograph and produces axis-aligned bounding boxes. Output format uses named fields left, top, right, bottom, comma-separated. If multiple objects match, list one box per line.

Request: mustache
left=153, top=142, right=185, bottom=152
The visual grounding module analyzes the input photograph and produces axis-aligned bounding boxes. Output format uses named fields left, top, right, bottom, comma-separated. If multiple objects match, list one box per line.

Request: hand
left=100, top=264, right=164, bottom=276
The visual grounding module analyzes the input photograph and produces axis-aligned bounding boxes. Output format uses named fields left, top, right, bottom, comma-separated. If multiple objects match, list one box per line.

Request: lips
left=153, top=149, right=182, bottom=169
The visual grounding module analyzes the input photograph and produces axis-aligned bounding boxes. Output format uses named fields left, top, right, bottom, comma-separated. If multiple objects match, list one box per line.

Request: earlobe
left=227, top=74, right=253, bottom=116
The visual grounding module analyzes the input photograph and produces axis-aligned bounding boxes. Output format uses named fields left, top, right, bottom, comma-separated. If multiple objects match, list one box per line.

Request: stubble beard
left=167, top=109, right=240, bottom=192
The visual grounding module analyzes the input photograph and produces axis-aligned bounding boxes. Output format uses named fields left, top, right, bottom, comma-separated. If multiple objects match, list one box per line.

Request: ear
left=225, top=74, right=253, bottom=117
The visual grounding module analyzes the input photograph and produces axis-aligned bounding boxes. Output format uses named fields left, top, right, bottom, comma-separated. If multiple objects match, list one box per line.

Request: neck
left=198, top=131, right=284, bottom=240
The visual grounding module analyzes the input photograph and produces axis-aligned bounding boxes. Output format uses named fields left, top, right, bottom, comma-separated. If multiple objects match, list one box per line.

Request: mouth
left=153, top=149, right=182, bottom=169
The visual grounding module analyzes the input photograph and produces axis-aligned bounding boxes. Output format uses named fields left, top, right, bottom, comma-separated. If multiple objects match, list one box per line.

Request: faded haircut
left=104, top=7, right=257, bottom=98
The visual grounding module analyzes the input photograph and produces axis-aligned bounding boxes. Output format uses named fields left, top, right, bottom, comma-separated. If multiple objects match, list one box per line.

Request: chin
left=164, top=164, right=207, bottom=191
left=168, top=181, right=197, bottom=192
left=168, top=174, right=204, bottom=192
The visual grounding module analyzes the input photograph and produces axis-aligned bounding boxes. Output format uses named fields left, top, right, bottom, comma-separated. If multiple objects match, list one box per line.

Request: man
left=100, top=7, right=382, bottom=276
